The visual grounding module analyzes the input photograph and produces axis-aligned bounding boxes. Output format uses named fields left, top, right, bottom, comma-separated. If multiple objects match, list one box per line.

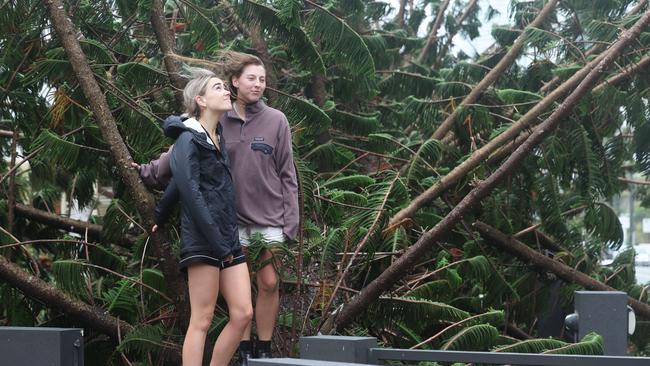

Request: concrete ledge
left=250, top=358, right=375, bottom=366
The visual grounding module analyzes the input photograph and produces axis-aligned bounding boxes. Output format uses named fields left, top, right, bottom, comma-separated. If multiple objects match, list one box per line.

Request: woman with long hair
left=137, top=53, right=299, bottom=364
left=153, top=68, right=253, bottom=366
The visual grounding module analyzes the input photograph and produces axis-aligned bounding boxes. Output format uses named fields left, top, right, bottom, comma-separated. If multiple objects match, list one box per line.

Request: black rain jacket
left=154, top=116, right=240, bottom=260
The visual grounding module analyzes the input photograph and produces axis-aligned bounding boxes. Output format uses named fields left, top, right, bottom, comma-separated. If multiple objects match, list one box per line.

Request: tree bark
left=473, top=221, right=650, bottom=319
left=0, top=254, right=133, bottom=340
left=7, top=127, right=17, bottom=233
left=431, top=0, right=558, bottom=140
left=435, top=0, right=479, bottom=66
left=393, top=0, right=407, bottom=29
left=332, top=8, right=650, bottom=332
left=388, top=32, right=648, bottom=229
left=14, top=203, right=136, bottom=246
left=44, top=0, right=188, bottom=328
left=150, top=0, right=186, bottom=108
left=539, top=0, right=647, bottom=94
left=0, top=129, right=13, bottom=138
left=416, top=0, right=451, bottom=64
left=592, top=53, right=650, bottom=93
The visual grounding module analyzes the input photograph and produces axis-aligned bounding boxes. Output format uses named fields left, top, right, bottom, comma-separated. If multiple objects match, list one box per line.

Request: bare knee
left=257, top=269, right=279, bottom=294
left=230, top=305, right=253, bottom=328
left=188, top=311, right=214, bottom=334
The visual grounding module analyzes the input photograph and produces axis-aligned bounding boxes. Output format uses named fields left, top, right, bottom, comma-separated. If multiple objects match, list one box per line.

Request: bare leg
left=255, top=249, right=280, bottom=341
left=183, top=264, right=220, bottom=366
left=240, top=247, right=253, bottom=342
left=210, top=262, right=253, bottom=366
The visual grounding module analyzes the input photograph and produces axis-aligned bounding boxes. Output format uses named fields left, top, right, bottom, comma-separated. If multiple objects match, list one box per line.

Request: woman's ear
left=195, top=95, right=207, bottom=110
left=232, top=77, right=239, bottom=88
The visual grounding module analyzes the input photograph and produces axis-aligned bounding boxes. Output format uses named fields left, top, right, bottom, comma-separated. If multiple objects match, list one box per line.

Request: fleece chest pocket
left=251, top=142, right=273, bottom=155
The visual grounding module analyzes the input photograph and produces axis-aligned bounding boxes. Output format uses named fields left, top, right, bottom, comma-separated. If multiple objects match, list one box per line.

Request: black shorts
left=179, top=247, right=247, bottom=272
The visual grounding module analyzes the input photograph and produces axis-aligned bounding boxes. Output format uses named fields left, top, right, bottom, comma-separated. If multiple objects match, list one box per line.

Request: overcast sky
left=387, top=0, right=511, bottom=56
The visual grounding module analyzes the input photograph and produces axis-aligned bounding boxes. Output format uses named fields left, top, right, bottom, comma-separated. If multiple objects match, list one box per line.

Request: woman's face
left=232, top=64, right=266, bottom=104
left=197, top=77, right=232, bottom=113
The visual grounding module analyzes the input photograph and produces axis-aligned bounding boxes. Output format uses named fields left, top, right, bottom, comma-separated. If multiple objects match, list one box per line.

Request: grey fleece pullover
left=139, top=101, right=300, bottom=240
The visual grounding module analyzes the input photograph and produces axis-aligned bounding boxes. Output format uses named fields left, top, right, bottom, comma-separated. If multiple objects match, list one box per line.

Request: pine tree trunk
left=0, top=254, right=133, bottom=340
left=473, top=221, right=650, bottom=319
left=431, top=0, right=559, bottom=140
left=150, top=0, right=186, bottom=108
left=435, top=0, right=479, bottom=66
left=388, top=28, right=649, bottom=229
left=331, top=8, right=650, bottom=332
left=416, top=0, right=451, bottom=64
left=7, top=127, right=17, bottom=233
left=13, top=203, right=136, bottom=246
left=44, top=0, right=188, bottom=330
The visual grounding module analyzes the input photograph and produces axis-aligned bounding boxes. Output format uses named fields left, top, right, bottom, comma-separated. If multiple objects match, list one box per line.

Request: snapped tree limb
left=0, top=253, right=133, bottom=340
left=431, top=0, right=559, bottom=140
left=473, top=221, right=650, bottom=319
left=331, top=7, right=650, bottom=332
left=44, top=0, right=188, bottom=329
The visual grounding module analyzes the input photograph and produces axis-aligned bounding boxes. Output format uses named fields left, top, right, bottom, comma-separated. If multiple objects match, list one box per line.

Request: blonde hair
left=182, top=67, right=223, bottom=118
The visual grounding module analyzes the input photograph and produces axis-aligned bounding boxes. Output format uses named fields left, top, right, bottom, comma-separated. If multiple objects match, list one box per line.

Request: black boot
left=238, top=341, right=253, bottom=366
left=256, top=340, right=272, bottom=359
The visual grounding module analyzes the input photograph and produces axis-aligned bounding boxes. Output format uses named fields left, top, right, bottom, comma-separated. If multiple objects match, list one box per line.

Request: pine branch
left=431, top=0, right=559, bottom=140
left=7, top=127, right=17, bottom=233
left=417, top=0, right=451, bottom=64
left=0, top=254, right=133, bottom=340
left=388, top=39, right=648, bottom=229
left=436, top=0, right=479, bottom=66
left=150, top=0, right=186, bottom=108
left=13, top=203, right=136, bottom=246
left=593, top=53, right=650, bottom=93
left=540, top=0, right=647, bottom=93
left=473, top=221, right=650, bottom=319
left=333, top=8, right=650, bottom=332
left=44, top=0, right=188, bottom=331
left=394, top=0, right=407, bottom=29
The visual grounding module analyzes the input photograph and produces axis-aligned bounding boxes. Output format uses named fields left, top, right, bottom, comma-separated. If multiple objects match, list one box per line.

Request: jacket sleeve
left=138, top=146, right=173, bottom=190
left=154, top=178, right=179, bottom=225
left=274, top=115, right=300, bottom=241
left=171, top=133, right=231, bottom=259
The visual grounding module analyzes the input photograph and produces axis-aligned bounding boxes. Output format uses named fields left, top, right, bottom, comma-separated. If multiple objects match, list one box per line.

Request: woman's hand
left=130, top=162, right=141, bottom=170
left=151, top=224, right=158, bottom=233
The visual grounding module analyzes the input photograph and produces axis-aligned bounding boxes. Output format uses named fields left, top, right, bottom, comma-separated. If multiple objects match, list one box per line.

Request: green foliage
left=3, top=0, right=649, bottom=362
left=584, top=202, right=624, bottom=250
left=102, top=279, right=139, bottom=320
left=235, top=0, right=326, bottom=75
left=271, top=90, right=332, bottom=135
left=441, top=324, right=500, bottom=351
left=51, top=259, right=89, bottom=299
left=304, top=3, right=377, bottom=95
left=117, top=324, right=165, bottom=354
left=371, top=296, right=470, bottom=325
left=494, top=337, right=568, bottom=353
left=544, top=332, right=603, bottom=355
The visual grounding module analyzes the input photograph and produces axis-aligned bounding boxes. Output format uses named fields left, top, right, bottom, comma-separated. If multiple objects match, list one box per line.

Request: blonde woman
left=153, top=68, right=253, bottom=366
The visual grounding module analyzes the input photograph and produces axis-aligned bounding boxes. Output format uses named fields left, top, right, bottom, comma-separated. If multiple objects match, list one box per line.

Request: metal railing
left=368, top=348, right=650, bottom=366
left=254, top=290, right=649, bottom=366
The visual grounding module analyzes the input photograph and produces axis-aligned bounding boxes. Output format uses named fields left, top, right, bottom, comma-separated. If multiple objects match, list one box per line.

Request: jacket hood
left=163, top=116, right=217, bottom=149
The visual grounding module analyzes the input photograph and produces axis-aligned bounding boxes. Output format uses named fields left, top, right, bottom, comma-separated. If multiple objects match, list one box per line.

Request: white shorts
left=238, top=225, right=285, bottom=246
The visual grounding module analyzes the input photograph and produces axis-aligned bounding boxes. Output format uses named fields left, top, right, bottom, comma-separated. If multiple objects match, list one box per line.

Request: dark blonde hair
left=182, top=67, right=225, bottom=118
left=169, top=52, right=264, bottom=101
left=219, top=52, right=265, bottom=96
